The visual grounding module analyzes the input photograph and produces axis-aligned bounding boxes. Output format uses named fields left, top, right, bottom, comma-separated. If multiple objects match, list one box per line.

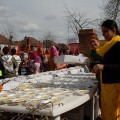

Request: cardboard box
left=54, top=55, right=89, bottom=65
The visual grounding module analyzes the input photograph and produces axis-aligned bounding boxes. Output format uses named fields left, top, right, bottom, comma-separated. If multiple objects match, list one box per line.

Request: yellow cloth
left=0, top=70, right=2, bottom=76
left=99, top=35, right=120, bottom=120
left=96, top=35, right=120, bottom=57
left=100, top=78, right=120, bottom=120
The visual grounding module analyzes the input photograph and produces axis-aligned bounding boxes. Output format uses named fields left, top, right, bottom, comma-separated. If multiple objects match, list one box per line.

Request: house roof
left=0, top=34, right=9, bottom=44
left=20, top=36, right=42, bottom=47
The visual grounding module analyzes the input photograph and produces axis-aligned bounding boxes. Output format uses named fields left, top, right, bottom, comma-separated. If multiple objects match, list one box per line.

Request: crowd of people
left=0, top=45, right=77, bottom=79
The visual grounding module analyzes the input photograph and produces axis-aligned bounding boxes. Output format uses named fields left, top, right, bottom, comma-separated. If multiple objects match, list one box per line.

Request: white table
left=0, top=88, right=97, bottom=120
left=0, top=67, right=98, bottom=120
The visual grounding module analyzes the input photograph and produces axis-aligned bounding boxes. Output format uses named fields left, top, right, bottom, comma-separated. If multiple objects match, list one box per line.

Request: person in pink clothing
left=30, top=51, right=42, bottom=74
left=49, top=46, right=67, bottom=70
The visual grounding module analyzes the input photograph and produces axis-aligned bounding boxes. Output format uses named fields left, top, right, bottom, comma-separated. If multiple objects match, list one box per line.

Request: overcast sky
left=0, top=0, right=103, bottom=42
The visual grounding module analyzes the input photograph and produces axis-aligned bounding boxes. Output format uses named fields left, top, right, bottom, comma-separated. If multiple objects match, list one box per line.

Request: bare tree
left=2, top=24, right=17, bottom=41
left=43, top=31, right=55, bottom=41
left=103, top=0, right=120, bottom=21
left=65, top=8, right=93, bottom=38
left=42, top=31, right=57, bottom=48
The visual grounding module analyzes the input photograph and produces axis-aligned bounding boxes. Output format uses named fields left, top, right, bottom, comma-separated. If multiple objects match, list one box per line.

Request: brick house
left=20, top=36, right=42, bottom=51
